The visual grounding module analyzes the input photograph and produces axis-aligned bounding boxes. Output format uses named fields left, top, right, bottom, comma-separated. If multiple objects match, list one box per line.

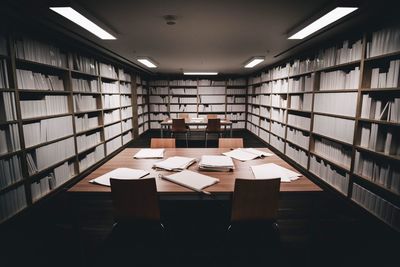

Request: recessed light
left=244, top=57, right=265, bottom=68
left=137, top=58, right=157, bottom=68
left=50, top=7, right=116, bottom=40
left=288, top=7, right=358, bottom=40
left=183, top=72, right=218, bottom=75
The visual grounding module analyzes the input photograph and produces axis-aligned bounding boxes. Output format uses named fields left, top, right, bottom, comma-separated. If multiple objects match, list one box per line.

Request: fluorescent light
left=244, top=57, right=264, bottom=68
left=288, top=7, right=358, bottom=40
left=183, top=72, right=218, bottom=75
left=137, top=58, right=157, bottom=68
left=50, top=7, right=116, bottom=40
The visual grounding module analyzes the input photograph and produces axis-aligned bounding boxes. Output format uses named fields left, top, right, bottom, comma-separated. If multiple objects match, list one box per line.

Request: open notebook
left=89, top=168, right=150, bottom=186
left=250, top=163, right=301, bottom=182
left=160, top=170, right=219, bottom=194
left=153, top=156, right=196, bottom=171
left=199, top=155, right=235, bottom=171
left=223, top=148, right=273, bottom=161
left=133, top=148, right=164, bottom=159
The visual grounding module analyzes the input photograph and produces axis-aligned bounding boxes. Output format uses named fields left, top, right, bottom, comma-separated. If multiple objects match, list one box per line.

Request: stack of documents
left=199, top=155, right=234, bottom=171
left=153, top=156, right=196, bottom=171
left=89, top=168, right=150, bottom=186
left=133, top=148, right=164, bottom=159
left=223, top=148, right=273, bottom=161
left=160, top=170, right=219, bottom=194
left=251, top=163, right=301, bottom=182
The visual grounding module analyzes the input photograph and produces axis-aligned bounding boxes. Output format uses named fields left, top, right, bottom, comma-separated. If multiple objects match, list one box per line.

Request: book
left=250, top=163, right=301, bottom=182
left=198, top=155, right=235, bottom=171
left=89, top=168, right=150, bottom=186
left=160, top=170, right=219, bottom=194
left=133, top=148, right=164, bottom=159
left=222, top=148, right=273, bottom=161
left=153, top=156, right=196, bottom=171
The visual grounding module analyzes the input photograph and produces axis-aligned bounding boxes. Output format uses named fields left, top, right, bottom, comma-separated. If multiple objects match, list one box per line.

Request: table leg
left=230, top=124, right=233, bottom=137
left=161, top=125, right=163, bottom=138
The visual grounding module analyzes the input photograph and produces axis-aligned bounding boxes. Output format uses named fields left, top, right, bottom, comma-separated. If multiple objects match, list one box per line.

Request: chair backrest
left=207, top=114, right=218, bottom=119
left=172, top=119, right=187, bottom=132
left=178, top=113, right=189, bottom=120
left=110, top=178, right=160, bottom=223
left=151, top=138, right=176, bottom=148
left=206, top=118, right=221, bottom=132
left=219, top=138, right=244, bottom=148
left=231, top=178, right=280, bottom=223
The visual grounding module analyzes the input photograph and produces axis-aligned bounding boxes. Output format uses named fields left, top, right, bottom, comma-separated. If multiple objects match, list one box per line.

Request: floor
left=0, top=130, right=399, bottom=267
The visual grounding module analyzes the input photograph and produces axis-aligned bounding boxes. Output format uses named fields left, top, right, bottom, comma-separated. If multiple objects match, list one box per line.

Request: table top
left=160, top=118, right=232, bottom=125
left=69, top=148, right=322, bottom=194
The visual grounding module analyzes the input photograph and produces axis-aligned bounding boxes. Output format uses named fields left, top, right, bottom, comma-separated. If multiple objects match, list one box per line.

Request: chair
left=205, top=118, right=223, bottom=147
left=171, top=119, right=188, bottom=147
left=207, top=114, right=218, bottom=119
left=178, top=113, right=191, bottom=131
left=151, top=138, right=176, bottom=148
left=218, top=138, right=244, bottom=149
left=107, top=178, right=165, bottom=265
left=227, top=178, right=281, bottom=267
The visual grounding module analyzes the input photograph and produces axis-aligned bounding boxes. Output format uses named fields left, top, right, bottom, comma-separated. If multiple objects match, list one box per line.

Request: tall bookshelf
left=136, top=76, right=150, bottom=136
left=247, top=26, right=400, bottom=231
left=0, top=32, right=144, bottom=224
left=148, top=78, right=247, bottom=130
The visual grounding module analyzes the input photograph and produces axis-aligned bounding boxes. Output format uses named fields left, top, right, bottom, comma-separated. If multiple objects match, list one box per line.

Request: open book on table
left=223, top=148, right=273, bottom=161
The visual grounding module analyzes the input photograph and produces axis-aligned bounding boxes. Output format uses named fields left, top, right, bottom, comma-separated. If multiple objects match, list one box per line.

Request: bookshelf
left=148, top=78, right=247, bottom=130
left=0, top=32, right=147, bottom=224
left=247, top=27, right=400, bottom=231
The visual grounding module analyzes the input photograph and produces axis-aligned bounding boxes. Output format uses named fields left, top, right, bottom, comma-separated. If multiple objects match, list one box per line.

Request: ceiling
left=3, top=0, right=383, bottom=75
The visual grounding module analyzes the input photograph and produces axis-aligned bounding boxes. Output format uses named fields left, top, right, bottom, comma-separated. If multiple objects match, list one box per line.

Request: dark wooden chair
left=228, top=178, right=281, bottom=242
left=218, top=138, right=244, bottom=149
left=171, top=118, right=188, bottom=147
left=226, top=178, right=281, bottom=265
left=205, top=118, right=223, bottom=147
left=151, top=138, right=176, bottom=148
left=105, top=178, right=165, bottom=265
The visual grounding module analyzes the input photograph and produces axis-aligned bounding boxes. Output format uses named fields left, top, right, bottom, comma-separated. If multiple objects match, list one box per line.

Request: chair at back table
left=207, top=114, right=218, bottom=119
left=218, top=138, right=243, bottom=149
left=171, top=118, right=188, bottom=147
left=205, top=118, right=222, bottom=147
left=151, top=138, right=176, bottom=148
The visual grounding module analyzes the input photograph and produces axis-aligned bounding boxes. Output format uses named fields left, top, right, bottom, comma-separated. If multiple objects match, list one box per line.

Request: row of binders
left=198, top=86, right=225, bottom=94
left=104, top=109, right=120, bottom=125
left=0, top=124, right=20, bottom=155
left=361, top=94, right=400, bottom=123
left=31, top=161, right=75, bottom=202
left=16, top=69, right=64, bottom=91
left=22, top=115, right=73, bottom=148
left=286, top=127, right=309, bottom=150
left=75, top=114, right=99, bottom=133
left=104, top=123, right=122, bottom=140
left=313, top=137, right=352, bottom=169
left=309, top=155, right=349, bottom=194
left=313, top=114, right=354, bottom=144
left=366, top=26, right=400, bottom=58
left=0, top=92, right=17, bottom=121
left=370, top=59, right=400, bottom=88
left=0, top=186, right=26, bottom=223
left=15, top=37, right=67, bottom=68
left=290, top=94, right=312, bottom=111
left=288, top=75, right=314, bottom=92
left=99, top=63, right=118, bottom=79
left=72, top=78, right=99, bottom=93
left=0, top=155, right=23, bottom=190
left=102, top=81, right=119, bottom=93
left=352, top=183, right=399, bottom=231
left=354, top=151, right=399, bottom=193
left=26, top=137, right=75, bottom=175
left=314, top=92, right=357, bottom=117
left=106, top=136, right=122, bottom=155
left=359, top=123, right=399, bottom=156
left=285, top=143, right=308, bottom=169
left=319, top=67, right=360, bottom=90
left=77, top=131, right=101, bottom=152
left=74, top=95, right=98, bottom=112
left=79, top=144, right=104, bottom=171
left=0, top=59, right=9, bottom=88
left=20, top=95, right=68, bottom=119
left=170, top=88, right=197, bottom=95
left=70, top=53, right=98, bottom=75
left=102, top=95, right=120, bottom=109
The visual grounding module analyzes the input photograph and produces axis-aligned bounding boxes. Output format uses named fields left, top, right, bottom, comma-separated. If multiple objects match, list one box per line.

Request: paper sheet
left=89, top=168, right=150, bottom=186
left=251, top=163, right=301, bottom=182
left=133, top=148, right=164, bottom=159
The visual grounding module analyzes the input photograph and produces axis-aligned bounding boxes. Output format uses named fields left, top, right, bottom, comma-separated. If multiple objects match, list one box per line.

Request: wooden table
left=69, top=148, right=322, bottom=198
left=159, top=118, right=233, bottom=138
